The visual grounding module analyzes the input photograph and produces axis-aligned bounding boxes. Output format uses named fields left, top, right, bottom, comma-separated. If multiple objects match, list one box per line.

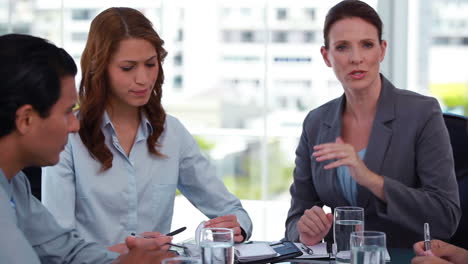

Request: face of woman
left=321, top=17, right=386, bottom=93
left=106, top=38, right=159, bottom=109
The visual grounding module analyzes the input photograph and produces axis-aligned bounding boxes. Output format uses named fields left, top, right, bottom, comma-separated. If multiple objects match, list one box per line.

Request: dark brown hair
left=79, top=7, right=167, bottom=171
left=323, top=0, right=383, bottom=49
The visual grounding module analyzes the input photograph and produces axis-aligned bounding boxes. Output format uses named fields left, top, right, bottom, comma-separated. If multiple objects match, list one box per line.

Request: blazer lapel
left=318, top=96, right=350, bottom=206
left=358, top=75, right=396, bottom=207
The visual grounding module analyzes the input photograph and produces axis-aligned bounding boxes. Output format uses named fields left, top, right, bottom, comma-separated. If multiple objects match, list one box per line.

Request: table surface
left=285, top=248, right=414, bottom=264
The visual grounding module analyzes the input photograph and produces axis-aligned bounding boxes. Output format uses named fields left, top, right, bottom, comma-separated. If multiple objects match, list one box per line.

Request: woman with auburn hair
left=42, top=7, right=252, bottom=253
left=285, top=0, right=460, bottom=249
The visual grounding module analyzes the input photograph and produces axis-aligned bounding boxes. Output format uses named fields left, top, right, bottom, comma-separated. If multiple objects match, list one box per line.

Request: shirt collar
left=0, top=169, right=13, bottom=200
left=101, top=110, right=153, bottom=138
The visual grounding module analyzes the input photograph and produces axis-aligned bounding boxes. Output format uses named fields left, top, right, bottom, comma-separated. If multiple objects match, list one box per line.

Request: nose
left=349, top=48, right=364, bottom=64
left=69, top=114, right=80, bottom=133
left=135, top=66, right=150, bottom=85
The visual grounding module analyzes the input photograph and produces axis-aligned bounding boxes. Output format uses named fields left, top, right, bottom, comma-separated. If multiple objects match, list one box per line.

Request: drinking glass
left=350, top=231, right=386, bottom=264
left=334, top=206, right=365, bottom=263
left=199, top=227, right=234, bottom=264
left=162, top=257, right=202, bottom=264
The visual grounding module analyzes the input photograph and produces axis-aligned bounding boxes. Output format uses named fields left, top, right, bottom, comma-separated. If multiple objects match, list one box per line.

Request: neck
left=0, top=135, right=27, bottom=180
left=106, top=102, right=141, bottom=126
left=343, top=76, right=381, bottom=122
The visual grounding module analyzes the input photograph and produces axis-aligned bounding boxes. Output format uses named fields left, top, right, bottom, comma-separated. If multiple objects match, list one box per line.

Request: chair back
left=443, top=113, right=468, bottom=249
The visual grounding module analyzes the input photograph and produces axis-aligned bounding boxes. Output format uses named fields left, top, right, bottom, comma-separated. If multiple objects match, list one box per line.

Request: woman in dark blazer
left=285, top=0, right=460, bottom=248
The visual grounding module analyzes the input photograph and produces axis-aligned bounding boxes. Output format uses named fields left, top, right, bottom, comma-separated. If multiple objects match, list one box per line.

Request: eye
left=146, top=63, right=156, bottom=68
left=120, top=66, right=134, bottom=72
left=363, top=41, right=374, bottom=48
left=335, top=44, right=347, bottom=51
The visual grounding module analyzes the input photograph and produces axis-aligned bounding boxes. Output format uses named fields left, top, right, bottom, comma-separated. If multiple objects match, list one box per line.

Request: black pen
left=166, top=226, right=187, bottom=237
left=130, top=233, right=187, bottom=249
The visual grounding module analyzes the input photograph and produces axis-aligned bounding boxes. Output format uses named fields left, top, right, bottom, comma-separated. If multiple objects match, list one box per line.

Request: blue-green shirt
left=0, top=169, right=115, bottom=263
left=337, top=148, right=367, bottom=206
left=42, top=113, right=252, bottom=247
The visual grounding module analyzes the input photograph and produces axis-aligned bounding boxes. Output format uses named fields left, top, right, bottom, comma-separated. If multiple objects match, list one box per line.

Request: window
left=71, top=32, right=87, bottom=41
left=303, top=31, right=315, bottom=43
left=272, top=31, right=288, bottom=43
left=304, top=8, right=316, bottom=21
left=174, top=52, right=183, bottom=66
left=72, top=9, right=92, bottom=21
left=173, top=75, right=183, bottom=89
left=276, top=8, right=287, bottom=20
left=241, top=31, right=254, bottom=43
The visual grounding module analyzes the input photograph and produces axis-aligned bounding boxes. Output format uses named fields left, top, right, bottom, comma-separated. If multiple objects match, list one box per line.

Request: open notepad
left=235, top=243, right=278, bottom=262
left=295, top=243, right=391, bottom=261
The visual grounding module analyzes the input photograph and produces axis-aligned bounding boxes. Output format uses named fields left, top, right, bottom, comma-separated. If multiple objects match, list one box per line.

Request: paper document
left=294, top=243, right=329, bottom=259
left=294, top=243, right=391, bottom=261
left=235, top=243, right=278, bottom=262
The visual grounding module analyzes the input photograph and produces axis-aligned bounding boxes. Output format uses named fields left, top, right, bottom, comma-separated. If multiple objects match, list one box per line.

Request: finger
left=313, top=143, right=342, bottom=151
left=413, top=241, right=427, bottom=256
left=125, top=236, right=160, bottom=251
left=323, top=159, right=349, bottom=170
left=299, top=212, right=325, bottom=235
left=298, top=218, right=320, bottom=236
left=234, top=234, right=244, bottom=243
left=140, top=232, right=163, bottom=238
left=205, top=215, right=237, bottom=226
left=310, top=206, right=332, bottom=229
left=411, top=256, right=425, bottom=264
left=315, top=151, right=349, bottom=162
left=154, top=236, right=173, bottom=247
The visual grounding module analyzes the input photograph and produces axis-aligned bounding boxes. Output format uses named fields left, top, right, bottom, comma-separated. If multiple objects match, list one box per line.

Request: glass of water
left=163, top=257, right=202, bottom=264
left=334, top=206, right=365, bottom=263
left=200, top=227, right=234, bottom=264
left=350, top=231, right=386, bottom=264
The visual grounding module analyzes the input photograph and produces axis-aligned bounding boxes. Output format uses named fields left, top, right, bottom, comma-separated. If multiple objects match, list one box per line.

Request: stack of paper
left=235, top=243, right=278, bottom=262
left=294, top=243, right=330, bottom=259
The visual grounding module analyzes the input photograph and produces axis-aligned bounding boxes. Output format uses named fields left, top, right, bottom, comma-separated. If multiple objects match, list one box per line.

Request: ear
left=15, top=104, right=36, bottom=135
left=320, top=46, right=332, bottom=67
left=379, top=40, right=387, bottom=62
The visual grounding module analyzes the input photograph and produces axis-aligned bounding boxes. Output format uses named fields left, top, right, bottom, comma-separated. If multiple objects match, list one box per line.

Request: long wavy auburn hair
left=79, top=7, right=167, bottom=171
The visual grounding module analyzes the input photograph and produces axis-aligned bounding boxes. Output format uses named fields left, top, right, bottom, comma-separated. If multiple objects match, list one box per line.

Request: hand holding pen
left=131, top=227, right=188, bottom=249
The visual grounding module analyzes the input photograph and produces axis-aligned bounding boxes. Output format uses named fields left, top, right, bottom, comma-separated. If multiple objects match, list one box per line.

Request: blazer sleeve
left=285, top=113, right=325, bottom=241
left=379, top=99, right=461, bottom=240
left=175, top=121, right=253, bottom=240
left=41, top=136, right=77, bottom=230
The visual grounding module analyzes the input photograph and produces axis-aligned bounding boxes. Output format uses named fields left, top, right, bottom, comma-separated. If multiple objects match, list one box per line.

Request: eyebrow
left=120, top=55, right=158, bottom=63
left=332, top=38, right=376, bottom=45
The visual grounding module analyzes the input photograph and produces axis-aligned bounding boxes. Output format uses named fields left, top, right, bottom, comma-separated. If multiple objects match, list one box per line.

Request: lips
left=130, top=89, right=149, bottom=96
left=349, top=70, right=367, bottom=80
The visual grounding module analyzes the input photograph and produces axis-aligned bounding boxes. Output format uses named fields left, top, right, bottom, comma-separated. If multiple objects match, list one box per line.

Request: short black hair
left=323, top=0, right=383, bottom=49
left=0, top=34, right=77, bottom=137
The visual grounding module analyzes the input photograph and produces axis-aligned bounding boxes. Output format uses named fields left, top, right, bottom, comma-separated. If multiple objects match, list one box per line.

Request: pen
left=166, top=226, right=187, bottom=237
left=301, top=244, right=314, bottom=255
left=130, top=226, right=186, bottom=238
left=424, top=222, right=431, bottom=251
left=130, top=233, right=187, bottom=249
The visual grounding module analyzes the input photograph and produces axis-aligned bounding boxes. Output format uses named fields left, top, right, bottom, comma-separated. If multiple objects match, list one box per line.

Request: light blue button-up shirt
left=0, top=169, right=115, bottom=263
left=337, top=148, right=367, bottom=206
left=42, top=113, right=252, bottom=247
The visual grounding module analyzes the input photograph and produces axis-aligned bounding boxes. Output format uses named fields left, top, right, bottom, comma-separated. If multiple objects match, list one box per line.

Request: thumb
left=125, top=236, right=137, bottom=249
left=326, top=213, right=334, bottom=223
left=336, top=137, right=344, bottom=144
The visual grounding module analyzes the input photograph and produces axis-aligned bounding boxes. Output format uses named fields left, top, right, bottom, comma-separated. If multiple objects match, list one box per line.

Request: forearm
left=360, top=169, right=386, bottom=202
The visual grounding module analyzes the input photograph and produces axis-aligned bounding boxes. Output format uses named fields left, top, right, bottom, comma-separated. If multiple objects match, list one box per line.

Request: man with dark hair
left=0, top=34, right=173, bottom=263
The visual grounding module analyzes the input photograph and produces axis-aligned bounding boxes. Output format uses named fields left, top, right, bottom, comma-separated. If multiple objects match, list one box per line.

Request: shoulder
left=391, top=87, right=442, bottom=119
left=303, top=97, right=341, bottom=128
left=164, top=114, right=191, bottom=136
